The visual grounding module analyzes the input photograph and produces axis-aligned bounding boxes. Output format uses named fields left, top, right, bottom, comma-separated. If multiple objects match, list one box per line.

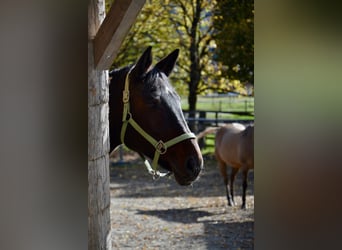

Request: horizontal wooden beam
left=94, top=0, right=146, bottom=70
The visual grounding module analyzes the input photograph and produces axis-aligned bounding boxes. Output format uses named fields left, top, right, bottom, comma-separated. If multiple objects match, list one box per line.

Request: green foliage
left=214, top=0, right=254, bottom=84
left=201, top=133, right=215, bottom=155
left=163, top=0, right=229, bottom=115
left=105, top=0, right=253, bottom=97
left=106, top=0, right=188, bottom=94
left=181, top=96, right=254, bottom=121
left=213, top=0, right=254, bottom=86
left=112, top=4, right=178, bottom=65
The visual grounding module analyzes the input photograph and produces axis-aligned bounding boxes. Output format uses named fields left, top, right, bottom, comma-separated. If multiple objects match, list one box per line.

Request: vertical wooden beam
left=88, top=0, right=111, bottom=249
left=94, top=0, right=146, bottom=70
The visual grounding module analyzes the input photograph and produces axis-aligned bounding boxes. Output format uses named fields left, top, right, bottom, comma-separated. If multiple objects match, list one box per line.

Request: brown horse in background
left=215, top=123, right=254, bottom=209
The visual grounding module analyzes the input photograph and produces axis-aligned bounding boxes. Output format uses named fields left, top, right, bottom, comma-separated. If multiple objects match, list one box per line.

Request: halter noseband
left=120, top=69, right=196, bottom=179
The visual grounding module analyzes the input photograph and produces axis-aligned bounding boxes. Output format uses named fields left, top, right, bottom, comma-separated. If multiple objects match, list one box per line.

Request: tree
left=161, top=0, right=219, bottom=130
left=109, top=0, right=249, bottom=130
left=213, top=0, right=254, bottom=87
left=110, top=1, right=193, bottom=90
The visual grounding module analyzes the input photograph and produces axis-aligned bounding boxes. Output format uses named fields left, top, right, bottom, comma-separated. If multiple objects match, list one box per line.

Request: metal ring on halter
left=125, top=112, right=132, bottom=121
left=155, top=140, right=167, bottom=154
left=152, top=170, right=172, bottom=180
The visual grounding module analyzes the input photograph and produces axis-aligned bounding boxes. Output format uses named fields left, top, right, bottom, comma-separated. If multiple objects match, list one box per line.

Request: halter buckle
left=122, top=90, right=129, bottom=103
left=155, top=140, right=167, bottom=154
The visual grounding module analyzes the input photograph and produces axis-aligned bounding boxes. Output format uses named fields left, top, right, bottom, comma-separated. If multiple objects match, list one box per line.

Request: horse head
left=109, top=47, right=203, bottom=185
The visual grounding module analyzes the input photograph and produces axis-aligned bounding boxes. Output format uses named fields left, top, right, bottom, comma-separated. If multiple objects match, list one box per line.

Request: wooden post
left=88, top=1, right=146, bottom=249
left=88, top=0, right=111, bottom=249
left=94, top=0, right=146, bottom=70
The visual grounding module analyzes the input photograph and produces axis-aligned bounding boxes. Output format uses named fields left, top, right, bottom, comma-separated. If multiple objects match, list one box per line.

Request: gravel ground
left=110, top=154, right=254, bottom=249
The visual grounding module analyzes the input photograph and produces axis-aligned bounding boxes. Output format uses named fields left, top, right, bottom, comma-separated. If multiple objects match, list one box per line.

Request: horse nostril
left=186, top=156, right=202, bottom=176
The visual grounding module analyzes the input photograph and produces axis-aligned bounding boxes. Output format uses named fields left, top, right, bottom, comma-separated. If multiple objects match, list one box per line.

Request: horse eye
left=148, top=97, right=160, bottom=108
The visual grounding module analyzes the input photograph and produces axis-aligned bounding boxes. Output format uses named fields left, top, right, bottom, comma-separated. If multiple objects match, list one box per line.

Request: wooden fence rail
left=183, top=110, right=254, bottom=131
left=183, top=110, right=254, bottom=150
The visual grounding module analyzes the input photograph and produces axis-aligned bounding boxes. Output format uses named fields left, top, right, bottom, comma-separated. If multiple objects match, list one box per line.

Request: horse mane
left=142, top=69, right=161, bottom=99
left=143, top=68, right=178, bottom=101
left=109, top=66, right=131, bottom=80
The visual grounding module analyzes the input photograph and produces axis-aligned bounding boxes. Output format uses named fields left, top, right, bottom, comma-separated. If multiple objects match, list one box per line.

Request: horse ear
left=154, top=49, right=179, bottom=76
left=131, top=46, right=153, bottom=77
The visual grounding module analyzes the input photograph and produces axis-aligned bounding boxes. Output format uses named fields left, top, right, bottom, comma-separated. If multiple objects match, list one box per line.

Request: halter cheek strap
left=120, top=69, right=196, bottom=178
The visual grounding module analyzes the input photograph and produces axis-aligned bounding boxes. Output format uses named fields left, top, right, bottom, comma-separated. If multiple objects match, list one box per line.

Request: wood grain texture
left=88, top=155, right=111, bottom=249
left=88, top=40, right=109, bottom=107
left=88, top=0, right=111, bottom=249
left=88, top=103, right=109, bottom=160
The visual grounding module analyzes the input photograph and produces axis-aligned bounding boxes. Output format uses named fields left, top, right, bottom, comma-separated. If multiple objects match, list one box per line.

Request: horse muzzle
left=173, top=153, right=203, bottom=186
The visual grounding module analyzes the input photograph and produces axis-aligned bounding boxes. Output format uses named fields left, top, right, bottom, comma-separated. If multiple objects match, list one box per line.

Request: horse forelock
left=141, top=68, right=189, bottom=134
left=143, top=68, right=178, bottom=100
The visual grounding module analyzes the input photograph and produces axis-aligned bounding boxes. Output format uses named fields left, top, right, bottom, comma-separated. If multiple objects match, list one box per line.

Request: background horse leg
left=217, top=160, right=231, bottom=206
left=241, top=168, right=248, bottom=209
left=228, top=167, right=238, bottom=206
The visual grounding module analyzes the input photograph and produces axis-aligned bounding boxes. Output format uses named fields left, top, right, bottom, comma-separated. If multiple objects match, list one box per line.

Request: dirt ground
left=110, top=152, right=254, bottom=249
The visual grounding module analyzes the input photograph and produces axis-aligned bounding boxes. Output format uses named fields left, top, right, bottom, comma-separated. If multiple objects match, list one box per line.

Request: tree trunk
left=188, top=0, right=201, bottom=132
left=187, top=84, right=197, bottom=132
left=88, top=0, right=111, bottom=249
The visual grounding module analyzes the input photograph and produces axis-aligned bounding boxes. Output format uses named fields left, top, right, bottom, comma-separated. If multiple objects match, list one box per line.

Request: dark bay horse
left=109, top=46, right=203, bottom=185
left=215, top=123, right=254, bottom=209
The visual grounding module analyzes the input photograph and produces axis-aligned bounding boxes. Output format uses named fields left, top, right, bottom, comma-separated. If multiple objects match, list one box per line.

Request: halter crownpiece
left=120, top=68, right=196, bottom=179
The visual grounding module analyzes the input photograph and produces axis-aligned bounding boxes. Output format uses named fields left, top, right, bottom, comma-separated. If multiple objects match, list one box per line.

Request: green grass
left=204, top=112, right=253, bottom=120
left=181, top=96, right=254, bottom=113
left=181, top=96, right=254, bottom=120
left=181, top=95, right=255, bottom=155
left=199, top=134, right=216, bottom=155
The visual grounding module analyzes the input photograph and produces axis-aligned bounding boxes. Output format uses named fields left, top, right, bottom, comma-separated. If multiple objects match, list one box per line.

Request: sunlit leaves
left=104, top=0, right=252, bottom=98
left=213, top=0, right=254, bottom=87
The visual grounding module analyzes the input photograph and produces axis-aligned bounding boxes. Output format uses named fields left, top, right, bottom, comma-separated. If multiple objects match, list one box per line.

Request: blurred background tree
left=105, top=0, right=254, bottom=116
left=162, top=0, right=219, bottom=129
left=213, top=0, right=254, bottom=88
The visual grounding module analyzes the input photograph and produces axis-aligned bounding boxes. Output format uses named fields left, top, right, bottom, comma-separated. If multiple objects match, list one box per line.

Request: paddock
left=110, top=155, right=254, bottom=249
